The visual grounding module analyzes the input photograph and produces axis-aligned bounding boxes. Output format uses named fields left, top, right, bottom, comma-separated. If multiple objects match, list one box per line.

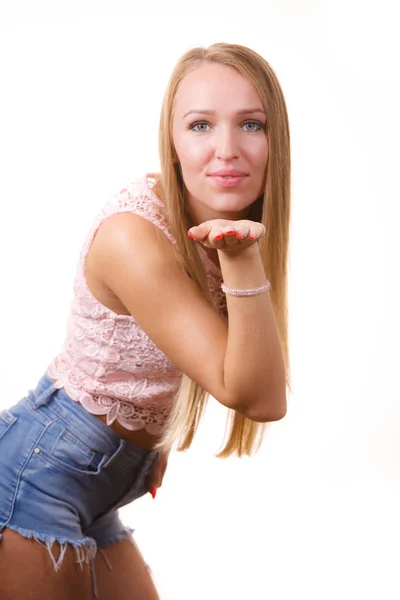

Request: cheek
left=177, top=139, right=211, bottom=172
left=250, top=137, right=269, bottom=167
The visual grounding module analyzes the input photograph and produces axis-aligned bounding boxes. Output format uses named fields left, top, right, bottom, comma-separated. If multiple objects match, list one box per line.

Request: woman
left=0, top=42, right=290, bottom=599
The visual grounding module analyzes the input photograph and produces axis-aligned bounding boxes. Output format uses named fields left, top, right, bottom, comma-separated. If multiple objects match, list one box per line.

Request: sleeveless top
left=47, top=175, right=226, bottom=435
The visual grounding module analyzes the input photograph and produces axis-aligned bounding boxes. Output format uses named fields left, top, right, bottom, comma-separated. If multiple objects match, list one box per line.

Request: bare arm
left=91, top=213, right=286, bottom=422
left=217, top=245, right=286, bottom=421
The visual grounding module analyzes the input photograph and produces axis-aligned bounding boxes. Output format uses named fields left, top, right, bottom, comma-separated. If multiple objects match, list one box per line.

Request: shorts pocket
left=0, top=410, right=18, bottom=442
left=35, top=423, right=108, bottom=476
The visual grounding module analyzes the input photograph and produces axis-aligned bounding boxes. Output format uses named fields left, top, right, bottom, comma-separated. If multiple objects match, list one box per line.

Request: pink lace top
left=47, top=175, right=226, bottom=435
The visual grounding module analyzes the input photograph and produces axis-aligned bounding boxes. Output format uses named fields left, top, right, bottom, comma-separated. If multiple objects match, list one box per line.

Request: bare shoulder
left=90, top=211, right=177, bottom=277
left=85, top=211, right=176, bottom=314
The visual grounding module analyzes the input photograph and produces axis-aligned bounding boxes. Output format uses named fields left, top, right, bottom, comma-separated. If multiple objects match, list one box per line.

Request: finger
left=213, top=232, right=226, bottom=245
left=147, top=475, right=162, bottom=489
left=195, top=232, right=226, bottom=249
left=146, top=466, right=161, bottom=486
left=247, top=225, right=264, bottom=241
left=188, top=224, right=212, bottom=241
left=234, top=226, right=250, bottom=241
left=221, top=228, right=238, bottom=246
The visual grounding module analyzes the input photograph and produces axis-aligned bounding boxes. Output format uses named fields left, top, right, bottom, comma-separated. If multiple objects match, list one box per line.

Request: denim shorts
left=0, top=374, right=159, bottom=597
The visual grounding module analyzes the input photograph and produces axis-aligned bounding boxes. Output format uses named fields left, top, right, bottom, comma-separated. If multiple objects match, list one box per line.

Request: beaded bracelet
left=221, top=281, right=271, bottom=297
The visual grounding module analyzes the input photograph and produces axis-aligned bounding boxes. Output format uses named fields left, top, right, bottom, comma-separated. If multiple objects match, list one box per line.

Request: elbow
left=236, top=393, right=287, bottom=423
left=253, top=406, right=287, bottom=423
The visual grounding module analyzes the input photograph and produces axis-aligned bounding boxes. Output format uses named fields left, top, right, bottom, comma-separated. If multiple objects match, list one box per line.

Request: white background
left=1, top=1, right=399, bottom=598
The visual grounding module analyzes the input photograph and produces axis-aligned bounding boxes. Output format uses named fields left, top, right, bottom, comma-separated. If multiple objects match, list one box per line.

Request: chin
left=210, top=192, right=255, bottom=213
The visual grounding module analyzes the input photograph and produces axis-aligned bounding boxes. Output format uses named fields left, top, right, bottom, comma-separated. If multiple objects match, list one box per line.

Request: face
left=172, top=61, right=269, bottom=225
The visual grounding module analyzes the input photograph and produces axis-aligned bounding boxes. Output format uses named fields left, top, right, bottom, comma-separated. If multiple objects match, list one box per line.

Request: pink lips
left=208, top=169, right=249, bottom=188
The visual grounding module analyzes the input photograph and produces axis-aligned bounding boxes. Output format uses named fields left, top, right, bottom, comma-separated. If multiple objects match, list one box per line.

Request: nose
left=214, top=126, right=239, bottom=161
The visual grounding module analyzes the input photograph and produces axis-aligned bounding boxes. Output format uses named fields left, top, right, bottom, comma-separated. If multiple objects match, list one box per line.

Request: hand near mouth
left=188, top=219, right=265, bottom=251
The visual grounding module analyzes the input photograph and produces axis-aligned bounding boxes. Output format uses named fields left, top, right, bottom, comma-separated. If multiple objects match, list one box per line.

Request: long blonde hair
left=154, top=43, right=291, bottom=458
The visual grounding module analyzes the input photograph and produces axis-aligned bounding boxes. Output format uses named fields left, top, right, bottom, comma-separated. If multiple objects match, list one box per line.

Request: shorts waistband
left=26, top=374, right=157, bottom=465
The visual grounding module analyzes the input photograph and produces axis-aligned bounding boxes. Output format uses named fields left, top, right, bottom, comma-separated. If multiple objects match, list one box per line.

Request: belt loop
left=103, top=439, right=125, bottom=468
left=31, top=379, right=57, bottom=409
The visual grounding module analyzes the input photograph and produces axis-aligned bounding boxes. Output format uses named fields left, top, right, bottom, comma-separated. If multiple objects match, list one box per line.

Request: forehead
left=174, top=62, right=262, bottom=114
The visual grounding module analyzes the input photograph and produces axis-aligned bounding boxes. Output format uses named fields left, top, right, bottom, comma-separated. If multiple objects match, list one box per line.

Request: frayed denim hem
left=0, top=523, right=99, bottom=598
left=96, top=526, right=135, bottom=550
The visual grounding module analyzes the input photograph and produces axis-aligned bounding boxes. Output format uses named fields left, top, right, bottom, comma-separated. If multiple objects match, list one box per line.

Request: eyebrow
left=183, top=108, right=266, bottom=118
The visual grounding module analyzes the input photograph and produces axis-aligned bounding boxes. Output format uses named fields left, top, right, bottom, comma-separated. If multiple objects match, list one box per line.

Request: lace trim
left=49, top=367, right=177, bottom=436
left=83, top=394, right=170, bottom=436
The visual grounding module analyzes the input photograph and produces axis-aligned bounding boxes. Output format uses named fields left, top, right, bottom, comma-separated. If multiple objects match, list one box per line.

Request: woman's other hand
left=146, top=451, right=170, bottom=498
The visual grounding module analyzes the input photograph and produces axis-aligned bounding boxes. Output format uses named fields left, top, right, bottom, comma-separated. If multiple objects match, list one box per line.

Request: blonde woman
left=0, top=43, right=290, bottom=599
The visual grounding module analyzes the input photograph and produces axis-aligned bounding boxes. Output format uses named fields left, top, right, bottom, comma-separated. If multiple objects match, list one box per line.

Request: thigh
left=94, top=538, right=160, bottom=600
left=0, top=529, right=93, bottom=600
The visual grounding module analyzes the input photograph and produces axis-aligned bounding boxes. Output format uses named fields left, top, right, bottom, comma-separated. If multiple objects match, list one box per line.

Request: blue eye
left=243, top=121, right=263, bottom=132
left=190, top=121, right=210, bottom=133
left=188, top=120, right=264, bottom=133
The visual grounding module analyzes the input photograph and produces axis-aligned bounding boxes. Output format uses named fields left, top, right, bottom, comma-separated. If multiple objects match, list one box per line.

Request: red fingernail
left=150, top=486, right=157, bottom=499
left=249, top=236, right=256, bottom=240
left=236, top=235, right=244, bottom=240
left=215, top=234, right=224, bottom=241
left=188, top=231, right=194, bottom=239
left=226, top=231, right=235, bottom=236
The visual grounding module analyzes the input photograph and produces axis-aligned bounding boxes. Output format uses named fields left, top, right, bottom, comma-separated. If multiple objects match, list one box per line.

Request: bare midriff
left=94, top=413, right=161, bottom=451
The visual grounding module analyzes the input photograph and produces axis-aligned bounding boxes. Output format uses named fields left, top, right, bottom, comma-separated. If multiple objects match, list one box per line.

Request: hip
left=0, top=374, right=159, bottom=528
